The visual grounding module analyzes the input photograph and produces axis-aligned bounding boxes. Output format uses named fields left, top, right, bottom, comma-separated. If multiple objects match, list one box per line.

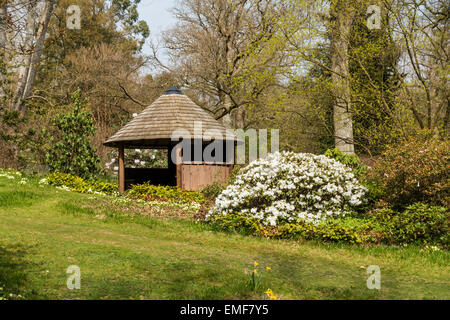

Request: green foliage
left=90, top=181, right=118, bottom=194
left=299, top=217, right=380, bottom=244
left=324, top=148, right=367, bottom=178
left=45, top=90, right=102, bottom=180
left=368, top=135, right=449, bottom=209
left=44, top=0, right=150, bottom=66
left=209, top=213, right=365, bottom=244
left=324, top=148, right=382, bottom=211
left=127, top=182, right=205, bottom=204
left=46, top=172, right=204, bottom=206
left=0, top=111, right=26, bottom=168
left=208, top=212, right=262, bottom=235
left=277, top=220, right=364, bottom=244
left=210, top=201, right=449, bottom=246
left=46, top=172, right=117, bottom=195
left=359, top=178, right=384, bottom=211
left=201, top=181, right=225, bottom=200
left=349, top=6, right=401, bottom=153
left=369, top=203, right=449, bottom=245
left=46, top=172, right=84, bottom=189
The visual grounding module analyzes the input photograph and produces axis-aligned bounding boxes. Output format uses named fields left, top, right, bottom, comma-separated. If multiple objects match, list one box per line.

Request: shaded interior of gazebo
left=103, top=87, right=239, bottom=192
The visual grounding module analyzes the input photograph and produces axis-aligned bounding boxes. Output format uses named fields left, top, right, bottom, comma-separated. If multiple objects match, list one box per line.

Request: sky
left=137, top=0, right=178, bottom=57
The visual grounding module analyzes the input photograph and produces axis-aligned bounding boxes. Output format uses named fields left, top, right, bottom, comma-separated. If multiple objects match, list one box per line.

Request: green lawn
left=0, top=175, right=449, bottom=300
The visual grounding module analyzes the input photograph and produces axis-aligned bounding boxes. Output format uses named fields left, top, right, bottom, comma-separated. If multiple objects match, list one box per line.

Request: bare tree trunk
left=444, top=97, right=450, bottom=137
left=13, top=1, right=37, bottom=112
left=221, top=95, right=234, bottom=128
left=235, top=107, right=245, bottom=128
left=0, top=0, right=5, bottom=48
left=16, top=0, right=55, bottom=115
left=0, top=0, right=7, bottom=104
left=330, top=0, right=355, bottom=154
left=221, top=24, right=235, bottom=128
left=219, top=0, right=244, bottom=129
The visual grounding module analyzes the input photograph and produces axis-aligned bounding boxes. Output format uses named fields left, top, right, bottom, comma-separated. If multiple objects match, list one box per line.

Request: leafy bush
left=209, top=213, right=365, bottom=244
left=127, top=182, right=205, bottom=203
left=324, top=148, right=382, bottom=210
left=324, top=148, right=367, bottom=178
left=277, top=219, right=364, bottom=244
left=90, top=181, right=119, bottom=194
left=207, top=151, right=367, bottom=226
left=369, top=203, right=449, bottom=245
left=368, top=135, right=449, bottom=209
left=46, top=172, right=86, bottom=190
left=46, top=173, right=204, bottom=204
left=201, top=181, right=225, bottom=200
left=210, top=203, right=449, bottom=246
left=46, top=172, right=117, bottom=195
left=359, top=178, right=384, bottom=211
left=45, top=89, right=102, bottom=180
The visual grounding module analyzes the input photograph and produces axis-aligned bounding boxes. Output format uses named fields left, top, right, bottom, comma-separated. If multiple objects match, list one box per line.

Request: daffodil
left=254, top=261, right=259, bottom=267
left=253, top=269, right=257, bottom=274
left=269, top=295, right=278, bottom=300
left=265, top=266, right=271, bottom=270
left=265, top=289, right=273, bottom=295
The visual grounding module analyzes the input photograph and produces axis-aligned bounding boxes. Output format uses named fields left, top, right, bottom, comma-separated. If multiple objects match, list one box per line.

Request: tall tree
left=348, top=2, right=401, bottom=153
left=19, top=0, right=56, bottom=114
left=8, top=0, right=56, bottom=115
left=384, top=0, right=449, bottom=135
left=0, top=0, right=8, bottom=105
left=329, top=0, right=356, bottom=154
left=13, top=0, right=37, bottom=112
left=155, top=0, right=291, bottom=128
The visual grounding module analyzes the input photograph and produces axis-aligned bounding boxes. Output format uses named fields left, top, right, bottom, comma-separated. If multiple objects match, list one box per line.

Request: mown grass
left=0, top=175, right=448, bottom=300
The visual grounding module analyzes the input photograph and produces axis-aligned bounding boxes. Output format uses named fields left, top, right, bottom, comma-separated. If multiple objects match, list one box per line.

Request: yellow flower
left=265, top=289, right=273, bottom=295
left=269, top=295, right=278, bottom=300
left=253, top=261, right=259, bottom=267
left=265, top=266, right=271, bottom=270
left=253, top=269, right=257, bottom=274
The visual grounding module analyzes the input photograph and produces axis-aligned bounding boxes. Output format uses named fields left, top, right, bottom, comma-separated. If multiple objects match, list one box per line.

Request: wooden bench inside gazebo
left=103, top=87, right=239, bottom=192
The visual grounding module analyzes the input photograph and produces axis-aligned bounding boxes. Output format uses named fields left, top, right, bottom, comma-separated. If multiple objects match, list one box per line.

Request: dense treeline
left=0, top=0, right=448, bottom=170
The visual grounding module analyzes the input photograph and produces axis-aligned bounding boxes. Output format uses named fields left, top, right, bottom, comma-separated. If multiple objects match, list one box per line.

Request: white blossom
left=206, top=151, right=367, bottom=225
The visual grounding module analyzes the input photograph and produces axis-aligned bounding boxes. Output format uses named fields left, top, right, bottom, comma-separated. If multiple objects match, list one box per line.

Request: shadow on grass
left=0, top=243, right=44, bottom=299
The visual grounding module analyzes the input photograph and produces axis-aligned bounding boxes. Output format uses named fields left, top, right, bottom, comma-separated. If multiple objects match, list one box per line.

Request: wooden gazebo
left=104, top=87, right=239, bottom=192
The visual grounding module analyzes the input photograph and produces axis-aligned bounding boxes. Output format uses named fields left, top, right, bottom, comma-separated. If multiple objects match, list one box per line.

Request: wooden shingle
left=104, top=87, right=238, bottom=148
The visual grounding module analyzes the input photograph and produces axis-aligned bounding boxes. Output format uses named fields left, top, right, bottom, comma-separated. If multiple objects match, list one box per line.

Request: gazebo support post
left=118, top=145, right=125, bottom=193
left=176, top=147, right=182, bottom=188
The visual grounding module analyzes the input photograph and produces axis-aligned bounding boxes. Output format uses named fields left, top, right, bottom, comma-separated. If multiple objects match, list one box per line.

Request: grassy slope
left=0, top=176, right=448, bottom=300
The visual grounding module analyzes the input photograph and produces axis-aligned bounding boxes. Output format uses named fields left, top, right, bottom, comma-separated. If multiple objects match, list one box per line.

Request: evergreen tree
left=46, top=89, right=102, bottom=179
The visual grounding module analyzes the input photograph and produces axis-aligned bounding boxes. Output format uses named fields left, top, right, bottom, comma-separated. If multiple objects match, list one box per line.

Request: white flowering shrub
left=207, top=151, right=367, bottom=226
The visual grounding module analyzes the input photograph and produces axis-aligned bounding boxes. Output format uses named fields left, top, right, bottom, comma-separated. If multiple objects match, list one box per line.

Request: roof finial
left=163, top=86, right=183, bottom=95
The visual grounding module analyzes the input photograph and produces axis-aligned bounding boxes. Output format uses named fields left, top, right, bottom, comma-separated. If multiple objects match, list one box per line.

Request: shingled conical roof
left=104, top=87, right=237, bottom=148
